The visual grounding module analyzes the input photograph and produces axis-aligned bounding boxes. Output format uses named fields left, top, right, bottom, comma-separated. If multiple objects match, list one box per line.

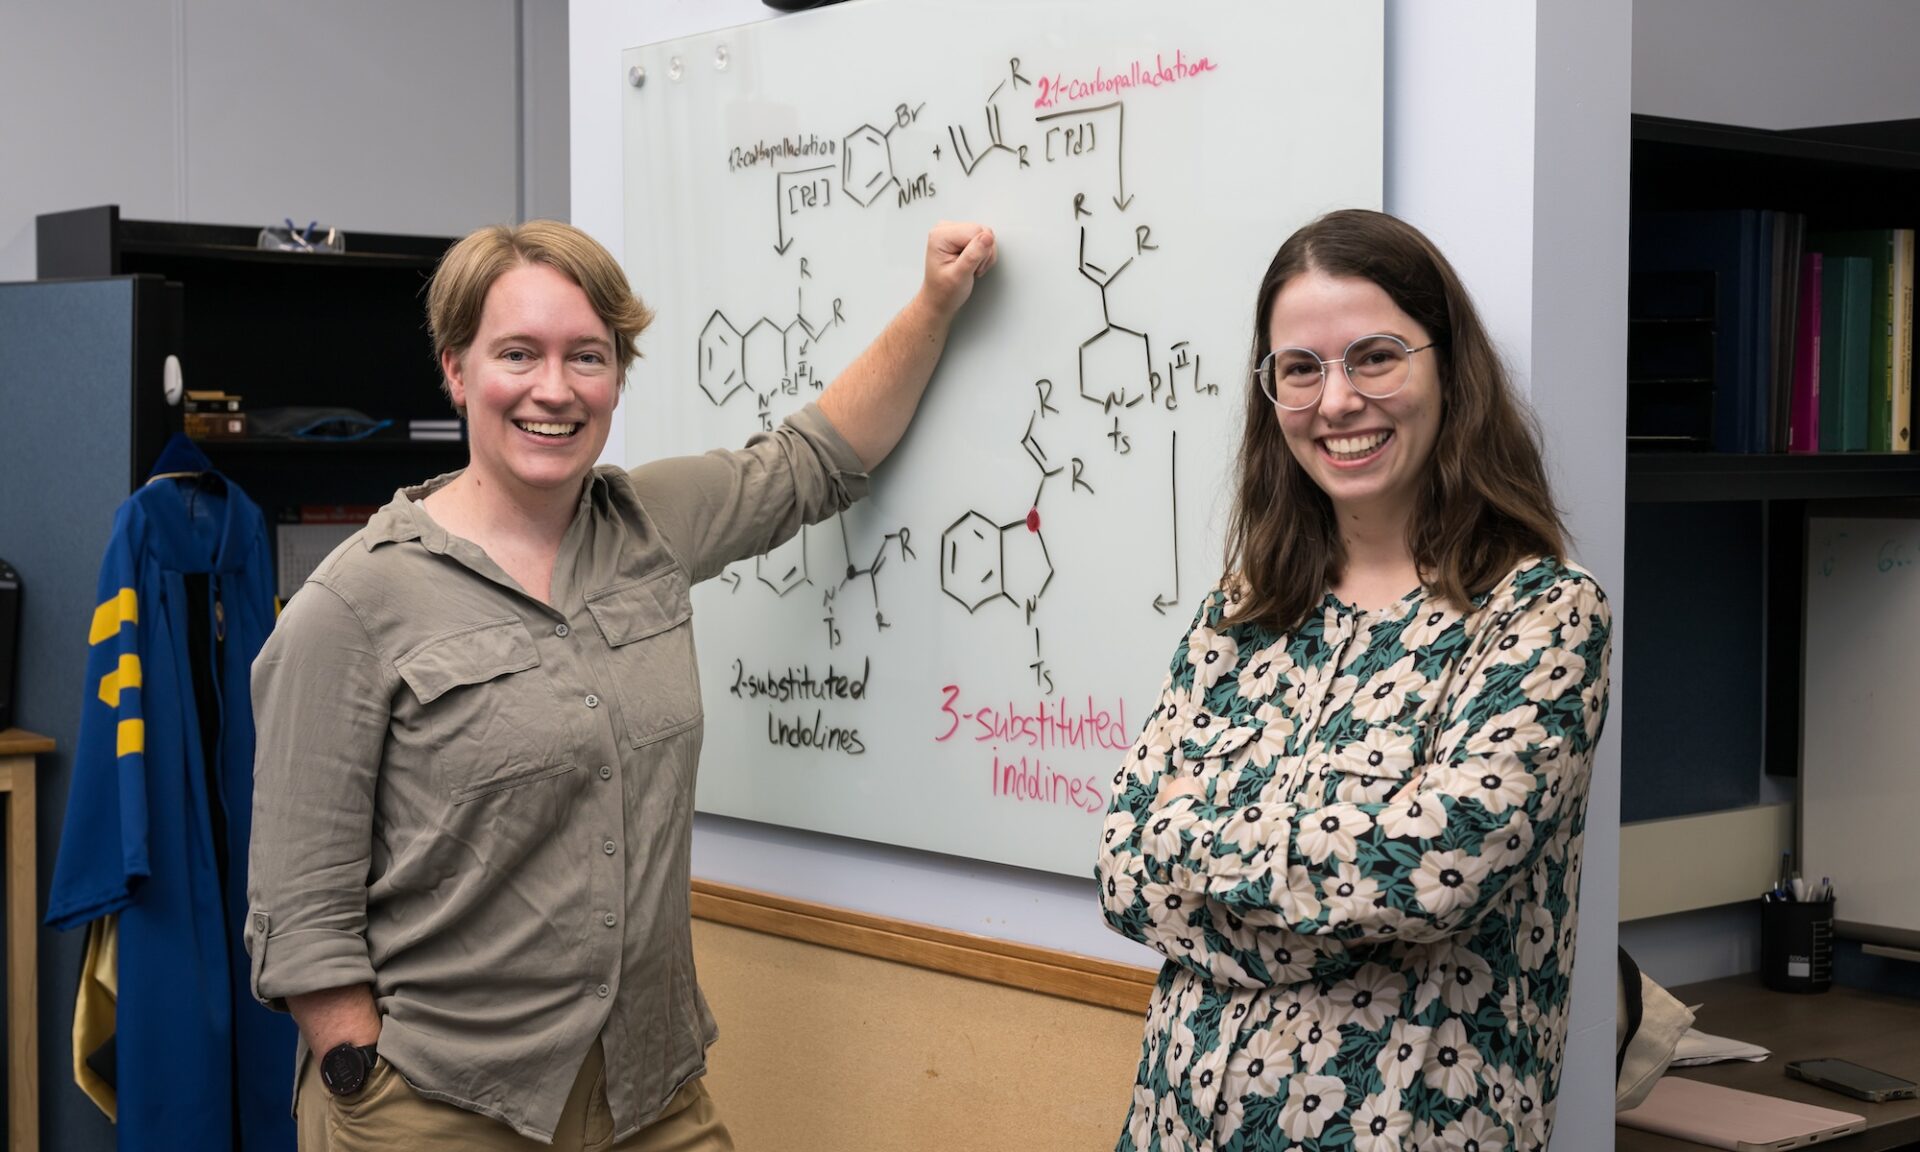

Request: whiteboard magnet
left=627, top=65, right=646, bottom=88
left=714, top=44, right=729, bottom=71
left=668, top=56, right=684, bottom=81
left=162, top=354, right=184, bottom=406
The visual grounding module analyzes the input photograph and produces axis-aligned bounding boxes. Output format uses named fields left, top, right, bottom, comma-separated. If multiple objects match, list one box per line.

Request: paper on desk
left=1669, top=1025, right=1771, bottom=1067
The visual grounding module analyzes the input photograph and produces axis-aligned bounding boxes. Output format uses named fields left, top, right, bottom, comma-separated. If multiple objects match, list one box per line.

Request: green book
left=1820, top=256, right=1873, bottom=452
left=1810, top=229, right=1895, bottom=450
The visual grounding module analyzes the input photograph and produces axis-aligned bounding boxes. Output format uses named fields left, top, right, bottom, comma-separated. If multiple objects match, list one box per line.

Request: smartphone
left=1785, top=1058, right=1920, bottom=1103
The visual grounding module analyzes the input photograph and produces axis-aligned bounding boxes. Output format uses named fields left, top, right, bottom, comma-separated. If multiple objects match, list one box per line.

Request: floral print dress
left=1098, top=557, right=1611, bottom=1152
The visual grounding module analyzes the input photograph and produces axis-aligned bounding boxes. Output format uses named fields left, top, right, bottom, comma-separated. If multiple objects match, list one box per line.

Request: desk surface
left=1616, top=975, right=1920, bottom=1152
left=0, top=730, right=53, bottom=757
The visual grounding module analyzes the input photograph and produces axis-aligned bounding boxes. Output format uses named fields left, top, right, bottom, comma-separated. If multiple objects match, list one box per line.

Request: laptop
left=1618, top=1076, right=1867, bottom=1151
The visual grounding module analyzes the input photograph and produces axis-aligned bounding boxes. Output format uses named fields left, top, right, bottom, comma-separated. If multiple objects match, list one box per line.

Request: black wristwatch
left=320, top=1041, right=381, bottom=1097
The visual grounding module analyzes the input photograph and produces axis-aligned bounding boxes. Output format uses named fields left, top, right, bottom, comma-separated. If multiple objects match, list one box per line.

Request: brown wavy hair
left=1223, top=209, right=1565, bottom=632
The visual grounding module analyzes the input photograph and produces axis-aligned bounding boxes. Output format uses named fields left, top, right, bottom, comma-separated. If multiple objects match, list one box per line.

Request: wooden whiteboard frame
left=692, top=879, right=1155, bottom=1013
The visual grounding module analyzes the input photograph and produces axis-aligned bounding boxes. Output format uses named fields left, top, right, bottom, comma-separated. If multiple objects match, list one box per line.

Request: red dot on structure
left=1026, top=508, right=1041, bottom=533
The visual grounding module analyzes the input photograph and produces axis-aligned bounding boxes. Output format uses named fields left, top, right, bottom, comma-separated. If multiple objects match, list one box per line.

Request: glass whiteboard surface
left=1803, top=514, right=1920, bottom=949
left=621, top=0, right=1383, bottom=875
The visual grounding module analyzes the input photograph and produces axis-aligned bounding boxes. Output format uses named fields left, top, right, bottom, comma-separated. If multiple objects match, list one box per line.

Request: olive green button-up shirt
left=244, top=404, right=867, bottom=1143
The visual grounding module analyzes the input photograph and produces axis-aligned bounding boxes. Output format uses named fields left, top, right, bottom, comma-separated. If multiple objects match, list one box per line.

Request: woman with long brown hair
left=1098, top=209, right=1611, bottom=1152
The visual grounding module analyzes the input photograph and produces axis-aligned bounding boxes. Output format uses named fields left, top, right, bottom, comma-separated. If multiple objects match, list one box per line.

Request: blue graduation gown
left=47, top=468, right=295, bottom=1152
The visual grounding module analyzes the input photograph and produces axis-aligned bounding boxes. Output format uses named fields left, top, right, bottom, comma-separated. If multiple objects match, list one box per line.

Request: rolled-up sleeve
left=245, top=581, right=392, bottom=1009
left=627, top=402, right=871, bottom=583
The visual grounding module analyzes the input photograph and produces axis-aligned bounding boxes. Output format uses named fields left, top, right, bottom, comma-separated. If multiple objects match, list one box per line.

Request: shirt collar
left=362, top=467, right=618, bottom=552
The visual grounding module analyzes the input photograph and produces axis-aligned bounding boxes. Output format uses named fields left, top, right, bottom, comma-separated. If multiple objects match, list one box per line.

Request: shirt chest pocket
left=395, top=618, right=569, bottom=803
left=586, top=567, right=703, bottom=748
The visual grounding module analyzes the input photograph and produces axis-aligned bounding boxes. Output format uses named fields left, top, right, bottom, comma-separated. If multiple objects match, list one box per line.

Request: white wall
left=573, top=1, right=1631, bottom=1143
left=0, top=0, right=570, bottom=284
left=1528, top=3, right=1632, bottom=1142
left=1635, top=0, right=1920, bottom=128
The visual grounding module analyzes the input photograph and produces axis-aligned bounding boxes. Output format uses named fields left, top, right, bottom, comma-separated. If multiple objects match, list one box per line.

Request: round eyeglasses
left=1254, top=333, right=1438, bottom=411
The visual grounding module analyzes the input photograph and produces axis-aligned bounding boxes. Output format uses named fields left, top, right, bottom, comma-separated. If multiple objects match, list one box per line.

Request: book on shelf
left=1821, top=256, right=1874, bottom=453
left=1767, top=213, right=1807, bottom=452
left=1895, top=229, right=1915, bottom=451
left=1789, top=252, right=1822, bottom=454
left=1809, top=229, right=1902, bottom=452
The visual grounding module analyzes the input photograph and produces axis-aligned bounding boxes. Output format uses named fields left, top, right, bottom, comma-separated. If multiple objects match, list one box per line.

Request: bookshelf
left=1623, top=115, right=1920, bottom=814
left=35, top=205, right=462, bottom=517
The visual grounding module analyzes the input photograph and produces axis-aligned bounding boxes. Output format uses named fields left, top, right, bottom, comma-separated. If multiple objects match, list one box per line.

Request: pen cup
left=1760, top=897, right=1834, bottom=993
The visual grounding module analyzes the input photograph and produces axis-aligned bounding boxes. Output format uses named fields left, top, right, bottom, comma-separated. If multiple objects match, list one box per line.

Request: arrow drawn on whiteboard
left=721, top=570, right=742, bottom=594
left=1153, top=430, right=1180, bottom=615
left=1110, top=102, right=1131, bottom=210
left=774, top=165, right=833, bottom=256
left=1036, top=101, right=1130, bottom=211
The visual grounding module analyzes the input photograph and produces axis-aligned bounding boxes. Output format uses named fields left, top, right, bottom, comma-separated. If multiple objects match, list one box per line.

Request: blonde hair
left=425, top=220, right=654, bottom=404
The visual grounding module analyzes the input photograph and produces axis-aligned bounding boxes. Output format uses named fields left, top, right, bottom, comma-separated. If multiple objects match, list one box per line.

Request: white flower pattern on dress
left=1100, top=559, right=1611, bottom=1152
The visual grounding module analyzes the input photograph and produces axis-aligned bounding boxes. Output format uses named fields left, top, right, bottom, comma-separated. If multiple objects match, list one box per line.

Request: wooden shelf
left=1627, top=452, right=1920, bottom=503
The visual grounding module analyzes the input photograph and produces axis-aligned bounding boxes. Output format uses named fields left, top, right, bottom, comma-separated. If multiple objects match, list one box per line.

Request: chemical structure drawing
left=755, top=526, right=811, bottom=598
left=841, top=101, right=937, bottom=212
left=696, top=262, right=846, bottom=428
left=1065, top=213, right=1222, bottom=452
left=939, top=384, right=1091, bottom=628
left=944, top=61, right=1032, bottom=176
left=1074, top=224, right=1154, bottom=422
left=821, top=519, right=915, bottom=648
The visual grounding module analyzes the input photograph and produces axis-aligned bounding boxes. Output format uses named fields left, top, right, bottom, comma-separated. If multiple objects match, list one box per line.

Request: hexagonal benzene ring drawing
left=1001, top=520, right=1054, bottom=609
left=755, top=526, right=810, bottom=596
left=698, top=312, right=747, bottom=405
left=841, top=124, right=896, bottom=208
left=741, top=317, right=788, bottom=397
left=940, top=510, right=1005, bottom=612
left=1079, top=324, right=1153, bottom=409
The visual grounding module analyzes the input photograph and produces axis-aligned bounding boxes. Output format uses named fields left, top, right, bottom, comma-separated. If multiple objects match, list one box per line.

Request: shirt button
left=585, top=694, right=600, bottom=708
left=603, top=840, right=617, bottom=855
left=596, top=984, right=610, bottom=999
left=598, top=765, right=613, bottom=781
left=555, top=623, right=570, bottom=638
left=604, top=913, right=617, bottom=928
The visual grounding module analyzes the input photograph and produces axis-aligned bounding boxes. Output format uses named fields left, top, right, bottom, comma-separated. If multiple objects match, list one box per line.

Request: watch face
left=321, top=1044, right=369, bottom=1096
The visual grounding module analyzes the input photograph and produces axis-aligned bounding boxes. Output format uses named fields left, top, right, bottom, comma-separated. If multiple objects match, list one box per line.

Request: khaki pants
left=297, top=1042, right=734, bottom=1152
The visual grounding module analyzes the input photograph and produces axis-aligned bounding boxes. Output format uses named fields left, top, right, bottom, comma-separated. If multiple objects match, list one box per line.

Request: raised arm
left=631, top=222, right=996, bottom=583
left=816, top=220, right=996, bottom=468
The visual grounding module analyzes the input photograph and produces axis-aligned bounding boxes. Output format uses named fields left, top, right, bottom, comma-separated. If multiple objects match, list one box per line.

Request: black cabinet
left=1624, top=116, right=1920, bottom=816
left=34, top=205, right=466, bottom=514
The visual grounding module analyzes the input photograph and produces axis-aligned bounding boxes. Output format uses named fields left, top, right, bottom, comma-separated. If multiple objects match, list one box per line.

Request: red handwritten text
left=1032, top=49, right=1218, bottom=110
left=935, top=687, right=1130, bottom=752
left=991, top=752, right=1105, bottom=814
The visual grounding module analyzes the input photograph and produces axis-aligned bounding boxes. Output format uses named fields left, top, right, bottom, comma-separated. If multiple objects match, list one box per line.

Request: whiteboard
left=1803, top=513, right=1920, bottom=948
left=620, top=0, right=1383, bottom=875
